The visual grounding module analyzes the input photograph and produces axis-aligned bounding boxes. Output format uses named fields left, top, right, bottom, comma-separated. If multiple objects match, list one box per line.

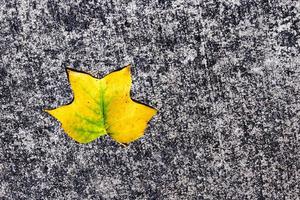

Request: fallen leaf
left=45, top=65, right=157, bottom=144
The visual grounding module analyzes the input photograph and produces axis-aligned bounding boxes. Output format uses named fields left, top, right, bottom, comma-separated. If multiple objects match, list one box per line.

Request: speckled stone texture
left=1, top=0, right=300, bottom=199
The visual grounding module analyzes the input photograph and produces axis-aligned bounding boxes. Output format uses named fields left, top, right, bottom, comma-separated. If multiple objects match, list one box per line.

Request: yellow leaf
left=45, top=65, right=157, bottom=144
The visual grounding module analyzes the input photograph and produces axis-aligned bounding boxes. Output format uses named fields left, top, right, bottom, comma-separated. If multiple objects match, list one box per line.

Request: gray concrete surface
left=1, top=0, right=300, bottom=199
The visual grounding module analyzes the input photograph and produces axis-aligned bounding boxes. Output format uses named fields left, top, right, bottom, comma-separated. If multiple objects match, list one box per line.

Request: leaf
left=45, top=65, right=157, bottom=144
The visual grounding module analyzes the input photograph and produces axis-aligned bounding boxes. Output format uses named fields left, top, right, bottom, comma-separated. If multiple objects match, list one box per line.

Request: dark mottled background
left=1, top=0, right=300, bottom=199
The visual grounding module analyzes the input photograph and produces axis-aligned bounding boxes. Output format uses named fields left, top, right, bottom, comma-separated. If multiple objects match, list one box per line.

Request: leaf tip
left=44, top=108, right=50, bottom=113
left=44, top=108, right=53, bottom=116
left=123, top=64, right=131, bottom=73
left=44, top=108, right=60, bottom=119
left=153, top=107, right=159, bottom=115
left=66, top=67, right=74, bottom=75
